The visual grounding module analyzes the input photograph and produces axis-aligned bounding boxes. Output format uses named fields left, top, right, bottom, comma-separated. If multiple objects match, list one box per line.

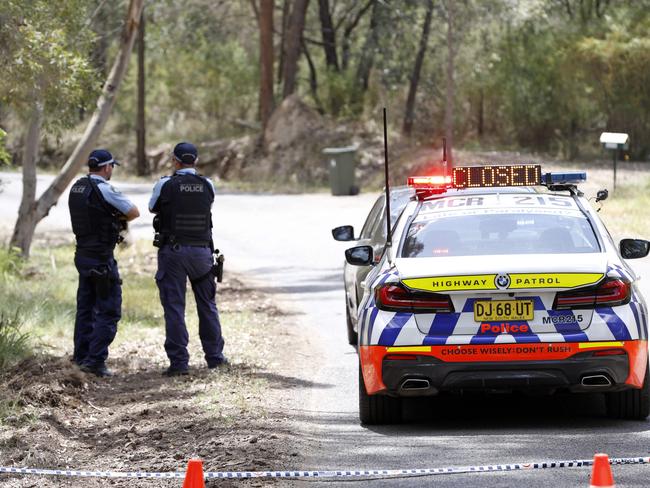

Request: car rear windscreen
left=402, top=208, right=600, bottom=258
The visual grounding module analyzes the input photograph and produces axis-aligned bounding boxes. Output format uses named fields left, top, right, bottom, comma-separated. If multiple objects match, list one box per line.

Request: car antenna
left=383, top=108, right=393, bottom=259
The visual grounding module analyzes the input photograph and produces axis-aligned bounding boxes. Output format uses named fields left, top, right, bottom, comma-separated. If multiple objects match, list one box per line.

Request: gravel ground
left=0, top=275, right=313, bottom=487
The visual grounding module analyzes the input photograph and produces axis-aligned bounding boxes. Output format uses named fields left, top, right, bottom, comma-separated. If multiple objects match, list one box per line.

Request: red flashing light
left=407, top=175, right=452, bottom=186
left=407, top=175, right=452, bottom=197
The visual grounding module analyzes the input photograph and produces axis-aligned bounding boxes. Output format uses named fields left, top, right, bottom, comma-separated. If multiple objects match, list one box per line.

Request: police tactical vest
left=158, top=173, right=214, bottom=245
left=68, top=176, right=121, bottom=255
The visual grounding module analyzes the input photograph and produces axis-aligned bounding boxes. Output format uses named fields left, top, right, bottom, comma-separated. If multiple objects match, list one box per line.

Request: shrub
left=0, top=249, right=22, bottom=275
left=0, top=312, right=30, bottom=371
left=0, top=129, right=10, bottom=166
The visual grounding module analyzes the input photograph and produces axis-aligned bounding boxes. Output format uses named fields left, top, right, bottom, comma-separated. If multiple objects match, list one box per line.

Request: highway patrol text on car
left=341, top=165, right=650, bottom=424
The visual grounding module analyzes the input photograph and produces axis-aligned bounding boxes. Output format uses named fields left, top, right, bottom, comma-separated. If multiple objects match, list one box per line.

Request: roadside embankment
left=0, top=242, right=309, bottom=487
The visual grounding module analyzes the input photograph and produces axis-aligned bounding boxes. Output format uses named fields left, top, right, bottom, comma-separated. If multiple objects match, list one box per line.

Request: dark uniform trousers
left=73, top=254, right=122, bottom=367
left=156, top=244, right=225, bottom=369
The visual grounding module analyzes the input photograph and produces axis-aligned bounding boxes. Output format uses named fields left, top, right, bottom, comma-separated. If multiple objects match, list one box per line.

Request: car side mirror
left=596, top=189, right=609, bottom=202
left=345, top=245, right=374, bottom=266
left=332, top=225, right=355, bottom=241
left=620, top=238, right=650, bottom=259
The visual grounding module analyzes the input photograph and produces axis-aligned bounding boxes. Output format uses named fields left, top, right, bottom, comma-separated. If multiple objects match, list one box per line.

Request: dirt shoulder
left=0, top=274, right=314, bottom=487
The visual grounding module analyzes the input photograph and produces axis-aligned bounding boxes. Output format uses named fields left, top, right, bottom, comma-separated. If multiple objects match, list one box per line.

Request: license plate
left=473, top=300, right=534, bottom=322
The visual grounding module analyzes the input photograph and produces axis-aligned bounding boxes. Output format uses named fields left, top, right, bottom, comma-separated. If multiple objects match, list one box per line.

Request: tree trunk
left=259, top=0, right=275, bottom=130
left=341, top=0, right=374, bottom=71
left=318, top=0, right=338, bottom=71
left=355, top=0, right=381, bottom=92
left=477, top=87, right=484, bottom=138
left=282, top=0, right=310, bottom=99
left=403, top=0, right=434, bottom=136
left=9, top=103, right=43, bottom=257
left=444, top=0, right=455, bottom=165
left=90, top=5, right=109, bottom=76
left=136, top=9, right=148, bottom=176
left=249, top=0, right=260, bottom=21
left=277, top=0, right=290, bottom=85
left=568, top=117, right=579, bottom=160
left=301, top=38, right=324, bottom=113
left=9, top=0, right=145, bottom=259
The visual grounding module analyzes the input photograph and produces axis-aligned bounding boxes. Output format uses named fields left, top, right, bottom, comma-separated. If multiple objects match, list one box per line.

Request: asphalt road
left=2, top=171, right=650, bottom=487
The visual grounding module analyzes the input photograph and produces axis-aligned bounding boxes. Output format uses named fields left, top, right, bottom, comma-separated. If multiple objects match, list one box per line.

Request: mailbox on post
left=600, top=132, right=629, bottom=191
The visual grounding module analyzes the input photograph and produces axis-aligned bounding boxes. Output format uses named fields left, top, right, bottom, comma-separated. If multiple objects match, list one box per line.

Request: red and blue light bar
left=407, top=164, right=586, bottom=196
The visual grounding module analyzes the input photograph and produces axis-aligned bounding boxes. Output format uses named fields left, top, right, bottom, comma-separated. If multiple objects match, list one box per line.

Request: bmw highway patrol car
left=344, top=164, right=650, bottom=424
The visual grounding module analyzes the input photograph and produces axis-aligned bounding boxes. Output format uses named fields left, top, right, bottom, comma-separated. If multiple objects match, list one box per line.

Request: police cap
left=88, top=149, right=120, bottom=168
left=173, top=142, right=198, bottom=165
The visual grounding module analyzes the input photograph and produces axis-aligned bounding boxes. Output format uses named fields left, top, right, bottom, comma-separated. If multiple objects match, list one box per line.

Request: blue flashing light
left=543, top=172, right=587, bottom=186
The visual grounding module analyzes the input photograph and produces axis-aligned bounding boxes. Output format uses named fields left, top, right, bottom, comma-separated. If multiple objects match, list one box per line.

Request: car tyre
left=605, top=366, right=650, bottom=420
left=358, top=363, right=402, bottom=425
left=346, top=305, right=358, bottom=346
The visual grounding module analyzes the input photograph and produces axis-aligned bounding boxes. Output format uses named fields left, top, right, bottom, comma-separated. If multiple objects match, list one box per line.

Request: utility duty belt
left=152, top=215, right=223, bottom=281
left=153, top=233, right=210, bottom=249
left=75, top=249, right=113, bottom=260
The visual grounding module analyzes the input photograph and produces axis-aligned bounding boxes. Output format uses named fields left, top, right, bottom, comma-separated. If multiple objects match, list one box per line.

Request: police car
left=344, top=164, right=650, bottom=424
left=332, top=186, right=414, bottom=345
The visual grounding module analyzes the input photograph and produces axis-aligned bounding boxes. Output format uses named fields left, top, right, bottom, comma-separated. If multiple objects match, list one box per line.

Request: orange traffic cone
left=590, top=453, right=614, bottom=487
left=182, top=459, right=205, bottom=488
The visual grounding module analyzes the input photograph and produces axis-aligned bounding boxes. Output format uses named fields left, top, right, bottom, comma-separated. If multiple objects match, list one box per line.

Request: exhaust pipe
left=581, top=374, right=612, bottom=387
left=401, top=378, right=431, bottom=391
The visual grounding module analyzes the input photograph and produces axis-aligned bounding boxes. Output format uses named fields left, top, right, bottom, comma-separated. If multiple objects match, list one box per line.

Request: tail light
left=554, top=278, right=631, bottom=309
left=375, top=284, right=454, bottom=313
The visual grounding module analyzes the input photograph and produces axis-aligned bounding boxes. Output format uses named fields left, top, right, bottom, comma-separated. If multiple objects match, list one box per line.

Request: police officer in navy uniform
left=68, top=149, right=140, bottom=377
left=149, top=142, right=226, bottom=376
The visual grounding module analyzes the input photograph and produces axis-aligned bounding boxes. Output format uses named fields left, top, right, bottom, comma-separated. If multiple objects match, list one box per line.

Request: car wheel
left=358, top=363, right=401, bottom=425
left=605, top=366, right=650, bottom=420
left=346, top=304, right=358, bottom=345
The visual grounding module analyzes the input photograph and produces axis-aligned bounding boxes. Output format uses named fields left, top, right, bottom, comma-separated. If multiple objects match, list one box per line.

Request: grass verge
left=0, top=311, right=30, bottom=371
left=596, top=178, right=650, bottom=239
left=0, top=240, right=305, bottom=486
left=0, top=241, right=297, bottom=424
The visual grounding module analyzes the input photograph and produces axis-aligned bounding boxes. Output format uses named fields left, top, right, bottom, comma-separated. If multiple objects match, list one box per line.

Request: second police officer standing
left=68, top=149, right=140, bottom=377
left=149, top=142, right=227, bottom=376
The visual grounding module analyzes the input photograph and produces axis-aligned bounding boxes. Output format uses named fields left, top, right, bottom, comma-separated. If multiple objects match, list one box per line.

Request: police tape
left=1, top=456, right=650, bottom=480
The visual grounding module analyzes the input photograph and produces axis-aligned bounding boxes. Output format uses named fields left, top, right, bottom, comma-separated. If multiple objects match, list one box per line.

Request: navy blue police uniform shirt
left=149, top=168, right=216, bottom=212
left=90, top=174, right=136, bottom=214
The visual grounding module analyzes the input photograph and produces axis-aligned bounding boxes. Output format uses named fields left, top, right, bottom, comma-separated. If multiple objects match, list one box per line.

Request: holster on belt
left=89, top=267, right=111, bottom=299
left=189, top=249, right=225, bottom=286
left=213, top=252, right=224, bottom=283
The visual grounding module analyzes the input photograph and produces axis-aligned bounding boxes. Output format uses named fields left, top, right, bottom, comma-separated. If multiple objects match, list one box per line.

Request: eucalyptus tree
left=0, top=0, right=96, bottom=256
left=403, top=0, right=434, bottom=136
left=0, top=0, right=145, bottom=257
left=258, top=0, right=275, bottom=130
left=282, top=0, right=310, bottom=98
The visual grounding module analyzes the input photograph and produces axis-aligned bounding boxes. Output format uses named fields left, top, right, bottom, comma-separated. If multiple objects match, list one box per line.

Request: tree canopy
left=0, top=0, right=98, bottom=131
left=2, top=0, right=650, bottom=165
